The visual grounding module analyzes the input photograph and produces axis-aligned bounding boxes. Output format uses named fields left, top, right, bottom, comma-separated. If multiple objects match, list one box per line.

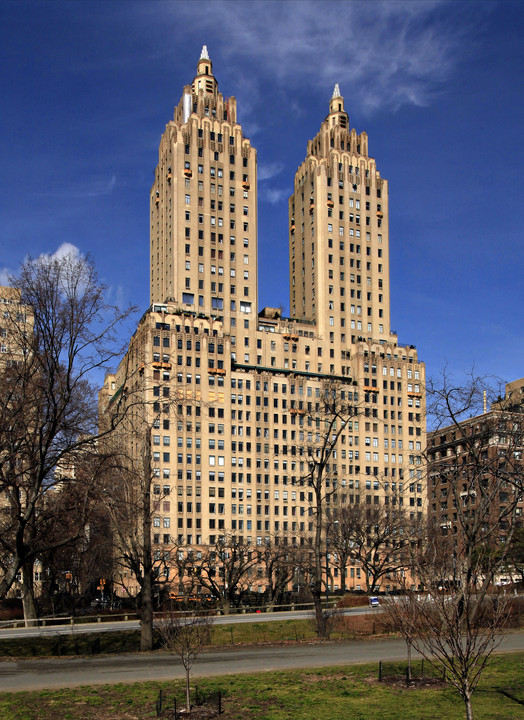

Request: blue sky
left=1, top=0, right=523, bottom=387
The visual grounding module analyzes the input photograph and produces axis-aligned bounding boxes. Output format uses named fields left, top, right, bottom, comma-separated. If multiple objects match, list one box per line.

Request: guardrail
left=0, top=599, right=346, bottom=630
left=0, top=612, right=142, bottom=630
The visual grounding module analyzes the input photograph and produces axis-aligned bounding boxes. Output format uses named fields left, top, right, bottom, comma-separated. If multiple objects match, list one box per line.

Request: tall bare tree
left=299, top=381, right=359, bottom=637
left=0, top=251, right=133, bottom=621
left=102, top=427, right=175, bottom=651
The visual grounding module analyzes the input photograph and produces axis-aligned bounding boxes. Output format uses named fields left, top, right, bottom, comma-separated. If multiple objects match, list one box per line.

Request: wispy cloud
left=260, top=187, right=288, bottom=205
left=0, top=268, right=11, bottom=285
left=34, top=174, right=117, bottom=199
left=105, top=283, right=127, bottom=309
left=171, top=0, right=487, bottom=114
left=258, top=162, right=284, bottom=182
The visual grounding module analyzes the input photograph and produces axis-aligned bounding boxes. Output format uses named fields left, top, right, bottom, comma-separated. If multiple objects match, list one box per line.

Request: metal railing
left=0, top=599, right=346, bottom=630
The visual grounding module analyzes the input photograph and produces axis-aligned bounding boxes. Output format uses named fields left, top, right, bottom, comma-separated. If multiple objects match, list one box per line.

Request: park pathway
left=0, top=632, right=523, bottom=692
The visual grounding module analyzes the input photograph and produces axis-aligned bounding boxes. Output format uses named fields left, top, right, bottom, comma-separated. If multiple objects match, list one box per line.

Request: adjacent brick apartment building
left=427, top=378, right=523, bottom=582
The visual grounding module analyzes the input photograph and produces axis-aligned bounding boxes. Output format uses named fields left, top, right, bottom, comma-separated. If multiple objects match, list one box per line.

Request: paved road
left=0, top=607, right=378, bottom=640
left=0, top=632, right=523, bottom=692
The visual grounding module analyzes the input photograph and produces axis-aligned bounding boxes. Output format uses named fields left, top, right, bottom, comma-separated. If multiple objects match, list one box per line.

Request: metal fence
left=0, top=600, right=337, bottom=630
left=156, top=687, right=223, bottom=718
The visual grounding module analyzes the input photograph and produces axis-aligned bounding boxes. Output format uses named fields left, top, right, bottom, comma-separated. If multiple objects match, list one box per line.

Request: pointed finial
left=332, top=83, right=341, bottom=99
left=200, top=45, right=210, bottom=60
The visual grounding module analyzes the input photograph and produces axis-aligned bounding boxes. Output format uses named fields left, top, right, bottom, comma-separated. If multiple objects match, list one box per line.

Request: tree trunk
left=140, top=432, right=154, bottom=652
left=185, top=666, right=191, bottom=712
left=313, top=482, right=328, bottom=638
left=0, top=561, right=21, bottom=602
left=464, top=690, right=474, bottom=720
left=140, top=570, right=154, bottom=651
left=313, top=593, right=327, bottom=637
left=406, top=639, right=412, bottom=681
left=21, top=561, right=38, bottom=626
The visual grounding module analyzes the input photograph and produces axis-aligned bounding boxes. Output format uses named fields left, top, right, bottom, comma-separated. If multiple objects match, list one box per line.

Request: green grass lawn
left=0, top=652, right=522, bottom=720
left=211, top=617, right=321, bottom=645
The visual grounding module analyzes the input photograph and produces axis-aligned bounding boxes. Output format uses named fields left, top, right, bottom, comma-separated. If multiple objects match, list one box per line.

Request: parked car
left=90, top=597, right=110, bottom=609
left=368, top=596, right=380, bottom=608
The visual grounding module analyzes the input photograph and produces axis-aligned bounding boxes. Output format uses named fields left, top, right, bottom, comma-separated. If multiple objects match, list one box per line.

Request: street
left=0, top=606, right=377, bottom=640
left=0, top=632, right=523, bottom=692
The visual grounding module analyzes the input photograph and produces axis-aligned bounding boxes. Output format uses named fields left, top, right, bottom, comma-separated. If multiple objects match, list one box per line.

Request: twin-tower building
left=101, top=47, right=425, bottom=591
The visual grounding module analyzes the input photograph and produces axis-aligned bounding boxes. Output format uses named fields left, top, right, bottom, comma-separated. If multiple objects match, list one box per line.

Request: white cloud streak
left=171, top=0, right=486, bottom=114
left=0, top=268, right=11, bottom=286
left=35, top=174, right=117, bottom=199
left=105, top=283, right=127, bottom=309
left=258, top=162, right=284, bottom=182
left=260, top=187, right=288, bottom=205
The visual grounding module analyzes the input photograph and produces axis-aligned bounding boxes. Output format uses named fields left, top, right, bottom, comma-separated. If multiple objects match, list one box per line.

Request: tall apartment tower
left=102, top=49, right=426, bottom=592
left=150, top=46, right=257, bottom=336
left=289, top=84, right=390, bottom=347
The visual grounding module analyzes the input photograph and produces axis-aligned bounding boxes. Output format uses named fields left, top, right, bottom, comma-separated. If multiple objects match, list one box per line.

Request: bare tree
left=156, top=608, right=213, bottom=712
left=260, top=538, right=306, bottom=609
left=427, top=372, right=523, bottom=597
left=98, top=307, right=211, bottom=649
left=169, top=545, right=201, bottom=598
left=102, top=429, right=175, bottom=651
left=389, top=373, right=523, bottom=720
left=299, top=381, right=359, bottom=637
left=325, top=518, right=351, bottom=593
left=384, top=592, right=418, bottom=682
left=388, top=538, right=509, bottom=719
left=504, top=522, right=524, bottom=585
left=330, top=502, right=417, bottom=593
left=0, top=253, right=133, bottom=622
left=39, top=491, right=114, bottom=615
left=193, top=533, right=262, bottom=614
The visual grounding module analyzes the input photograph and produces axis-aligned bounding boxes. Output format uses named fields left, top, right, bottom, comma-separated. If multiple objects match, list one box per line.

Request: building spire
left=200, top=45, right=210, bottom=61
left=329, top=83, right=345, bottom=116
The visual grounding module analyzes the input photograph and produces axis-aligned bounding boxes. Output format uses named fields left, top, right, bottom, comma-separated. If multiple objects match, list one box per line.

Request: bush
left=502, top=596, right=524, bottom=629
left=0, top=598, right=23, bottom=620
left=336, top=594, right=370, bottom=609
left=334, top=613, right=390, bottom=636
